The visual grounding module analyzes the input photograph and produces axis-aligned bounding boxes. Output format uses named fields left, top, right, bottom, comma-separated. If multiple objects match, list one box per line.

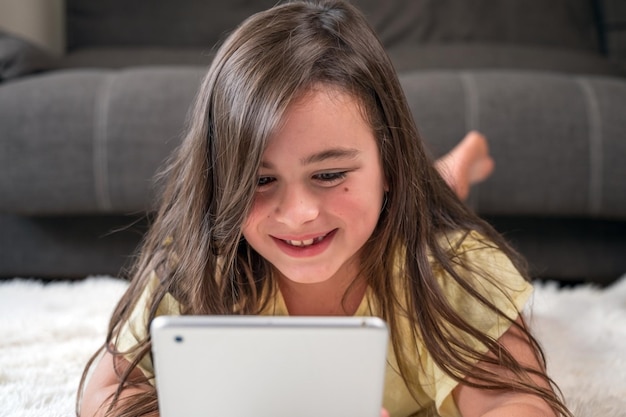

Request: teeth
left=285, top=235, right=325, bottom=247
left=289, top=239, right=314, bottom=247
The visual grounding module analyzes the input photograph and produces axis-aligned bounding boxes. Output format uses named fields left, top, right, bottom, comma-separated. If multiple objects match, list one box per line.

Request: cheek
left=242, top=196, right=268, bottom=237
left=330, top=186, right=383, bottom=223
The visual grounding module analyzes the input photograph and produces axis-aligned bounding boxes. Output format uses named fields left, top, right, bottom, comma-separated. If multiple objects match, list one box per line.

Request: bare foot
left=435, top=131, right=495, bottom=200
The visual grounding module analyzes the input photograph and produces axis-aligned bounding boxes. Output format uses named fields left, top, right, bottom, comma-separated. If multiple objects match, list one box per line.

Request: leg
left=435, top=131, right=494, bottom=201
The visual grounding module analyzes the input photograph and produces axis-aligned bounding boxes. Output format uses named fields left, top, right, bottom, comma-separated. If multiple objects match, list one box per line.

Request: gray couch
left=1, top=0, right=625, bottom=284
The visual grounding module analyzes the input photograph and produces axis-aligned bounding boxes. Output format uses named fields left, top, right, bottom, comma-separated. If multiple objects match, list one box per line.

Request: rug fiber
left=1, top=275, right=625, bottom=417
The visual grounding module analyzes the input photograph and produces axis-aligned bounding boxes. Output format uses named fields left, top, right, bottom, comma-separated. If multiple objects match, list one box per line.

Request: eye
left=257, top=176, right=275, bottom=188
left=313, top=171, right=347, bottom=184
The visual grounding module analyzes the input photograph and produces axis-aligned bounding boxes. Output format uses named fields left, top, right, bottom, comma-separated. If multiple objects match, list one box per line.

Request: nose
left=274, top=184, right=319, bottom=227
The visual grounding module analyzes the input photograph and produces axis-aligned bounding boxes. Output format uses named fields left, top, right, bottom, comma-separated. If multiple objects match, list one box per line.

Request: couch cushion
left=400, top=70, right=626, bottom=219
left=0, top=67, right=204, bottom=214
left=3, top=67, right=625, bottom=219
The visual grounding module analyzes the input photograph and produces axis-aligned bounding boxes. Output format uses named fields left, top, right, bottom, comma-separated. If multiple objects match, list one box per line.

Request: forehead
left=289, top=84, right=371, bottom=124
left=262, top=86, right=378, bottom=159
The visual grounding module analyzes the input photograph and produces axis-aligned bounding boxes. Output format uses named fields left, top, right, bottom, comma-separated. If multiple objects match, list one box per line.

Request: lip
left=271, top=229, right=337, bottom=258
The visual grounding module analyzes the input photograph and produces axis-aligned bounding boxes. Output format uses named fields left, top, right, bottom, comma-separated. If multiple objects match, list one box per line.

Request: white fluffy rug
left=1, top=275, right=625, bottom=417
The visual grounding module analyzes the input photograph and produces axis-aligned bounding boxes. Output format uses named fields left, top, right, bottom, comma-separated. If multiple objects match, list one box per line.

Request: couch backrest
left=598, top=0, right=626, bottom=67
left=66, top=0, right=278, bottom=51
left=66, top=0, right=602, bottom=53
left=356, top=0, right=601, bottom=52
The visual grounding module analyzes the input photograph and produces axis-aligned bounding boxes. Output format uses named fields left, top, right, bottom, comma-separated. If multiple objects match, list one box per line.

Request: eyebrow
left=300, top=147, right=361, bottom=165
left=261, top=147, right=361, bottom=169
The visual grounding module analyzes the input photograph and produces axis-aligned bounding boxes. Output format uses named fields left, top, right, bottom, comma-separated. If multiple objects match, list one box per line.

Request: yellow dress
left=116, top=231, right=533, bottom=417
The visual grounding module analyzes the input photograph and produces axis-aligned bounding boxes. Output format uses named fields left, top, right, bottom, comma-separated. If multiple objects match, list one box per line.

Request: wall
left=0, top=0, right=65, bottom=55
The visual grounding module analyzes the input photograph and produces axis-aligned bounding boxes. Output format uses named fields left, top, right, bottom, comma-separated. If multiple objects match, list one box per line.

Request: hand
left=381, top=408, right=390, bottom=417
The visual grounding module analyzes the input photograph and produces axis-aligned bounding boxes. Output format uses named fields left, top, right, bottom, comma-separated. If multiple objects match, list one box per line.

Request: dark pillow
left=0, top=31, right=55, bottom=81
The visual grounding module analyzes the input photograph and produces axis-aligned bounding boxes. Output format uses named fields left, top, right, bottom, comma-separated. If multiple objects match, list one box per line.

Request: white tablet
left=150, top=315, right=388, bottom=417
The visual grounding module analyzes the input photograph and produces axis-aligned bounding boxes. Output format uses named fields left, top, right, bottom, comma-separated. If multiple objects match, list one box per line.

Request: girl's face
left=242, top=86, right=387, bottom=286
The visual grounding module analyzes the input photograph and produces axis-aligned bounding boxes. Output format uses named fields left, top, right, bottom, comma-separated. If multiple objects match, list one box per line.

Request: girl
left=78, top=1, right=571, bottom=417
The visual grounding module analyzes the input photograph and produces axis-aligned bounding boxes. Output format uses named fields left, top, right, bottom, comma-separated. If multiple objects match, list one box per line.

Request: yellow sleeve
left=115, top=271, right=181, bottom=382
left=420, top=231, right=534, bottom=417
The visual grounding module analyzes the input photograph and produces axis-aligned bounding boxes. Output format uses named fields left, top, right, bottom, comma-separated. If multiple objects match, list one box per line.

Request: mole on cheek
left=344, top=187, right=349, bottom=192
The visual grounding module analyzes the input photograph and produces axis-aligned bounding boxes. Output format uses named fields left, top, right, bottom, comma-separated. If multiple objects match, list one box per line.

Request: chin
left=275, top=266, right=337, bottom=285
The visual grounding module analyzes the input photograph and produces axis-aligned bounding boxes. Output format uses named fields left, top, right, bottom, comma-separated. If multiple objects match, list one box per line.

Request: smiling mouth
left=282, top=232, right=331, bottom=248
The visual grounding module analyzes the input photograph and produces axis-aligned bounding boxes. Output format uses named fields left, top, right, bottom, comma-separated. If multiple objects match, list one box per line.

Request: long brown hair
left=78, top=1, right=571, bottom=416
